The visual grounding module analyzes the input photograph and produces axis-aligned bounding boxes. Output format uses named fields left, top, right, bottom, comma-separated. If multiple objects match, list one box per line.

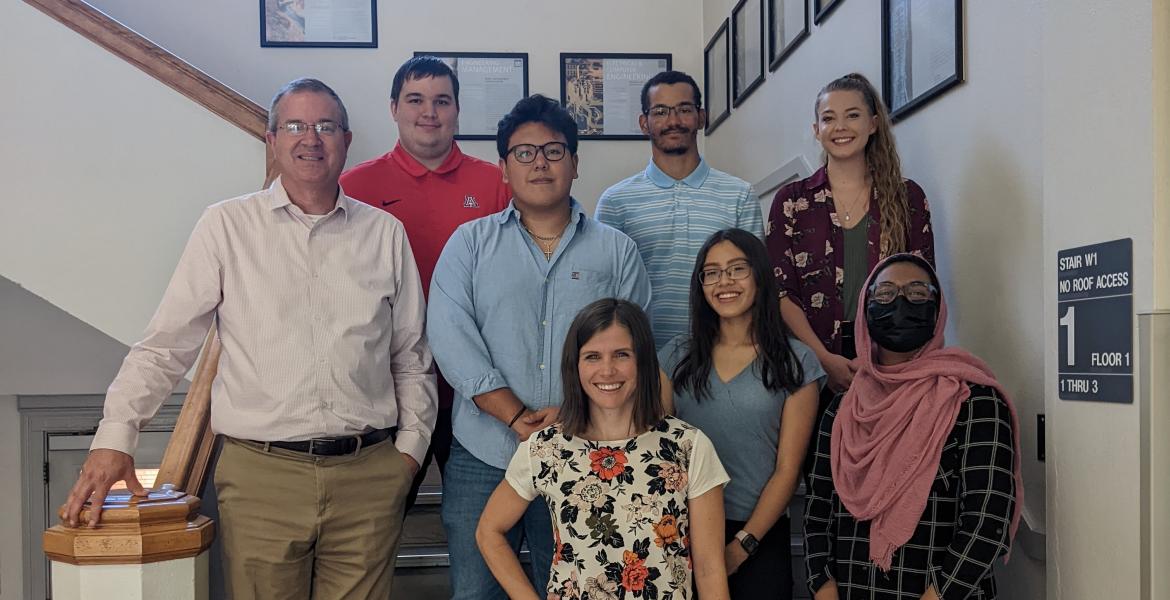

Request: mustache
left=658, top=126, right=691, bottom=135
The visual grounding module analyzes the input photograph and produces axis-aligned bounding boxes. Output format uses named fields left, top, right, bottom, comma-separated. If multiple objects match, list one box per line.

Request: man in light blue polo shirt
left=596, top=70, right=764, bottom=348
left=427, top=94, right=651, bottom=600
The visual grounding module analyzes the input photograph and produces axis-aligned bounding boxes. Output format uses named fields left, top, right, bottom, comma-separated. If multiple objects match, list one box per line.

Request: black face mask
left=865, top=297, right=938, bottom=353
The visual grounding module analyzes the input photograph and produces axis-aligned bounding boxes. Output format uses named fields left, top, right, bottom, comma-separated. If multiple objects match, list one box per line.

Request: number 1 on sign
left=1059, top=305, right=1075, bottom=366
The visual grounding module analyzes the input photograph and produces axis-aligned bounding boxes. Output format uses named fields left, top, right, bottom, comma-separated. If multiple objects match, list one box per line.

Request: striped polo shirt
left=596, top=159, right=764, bottom=348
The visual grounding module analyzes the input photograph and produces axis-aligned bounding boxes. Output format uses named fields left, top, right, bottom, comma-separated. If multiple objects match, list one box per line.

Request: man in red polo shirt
left=341, top=56, right=509, bottom=507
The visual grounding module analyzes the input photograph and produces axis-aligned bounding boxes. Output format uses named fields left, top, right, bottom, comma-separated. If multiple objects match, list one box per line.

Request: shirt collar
left=497, top=197, right=587, bottom=227
left=807, top=164, right=830, bottom=188
left=267, top=176, right=351, bottom=222
left=645, top=157, right=711, bottom=189
left=390, top=140, right=466, bottom=177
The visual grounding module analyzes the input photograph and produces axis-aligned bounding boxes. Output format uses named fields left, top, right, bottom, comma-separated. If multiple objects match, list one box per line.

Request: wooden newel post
left=43, top=330, right=222, bottom=600
left=43, top=485, right=215, bottom=600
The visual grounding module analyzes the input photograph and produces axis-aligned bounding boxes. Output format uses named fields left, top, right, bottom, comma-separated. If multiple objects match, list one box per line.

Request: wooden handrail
left=24, top=0, right=268, bottom=142
left=154, top=329, right=221, bottom=495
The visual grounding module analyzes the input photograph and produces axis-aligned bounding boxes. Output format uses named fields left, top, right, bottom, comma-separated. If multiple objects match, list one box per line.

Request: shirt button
left=539, top=364, right=545, bottom=370
left=318, top=358, right=327, bottom=364
left=542, top=320, right=547, bottom=326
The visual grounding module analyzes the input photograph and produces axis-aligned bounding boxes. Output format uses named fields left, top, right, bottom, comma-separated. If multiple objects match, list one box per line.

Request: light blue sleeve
left=738, top=184, right=766, bottom=240
left=426, top=226, right=509, bottom=402
left=657, top=335, right=687, bottom=377
left=615, top=235, right=652, bottom=311
left=595, top=186, right=624, bottom=231
left=790, top=337, right=827, bottom=390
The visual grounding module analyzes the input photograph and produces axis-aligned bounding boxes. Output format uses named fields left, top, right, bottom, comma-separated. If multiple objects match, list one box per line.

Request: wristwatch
left=734, top=530, right=759, bottom=556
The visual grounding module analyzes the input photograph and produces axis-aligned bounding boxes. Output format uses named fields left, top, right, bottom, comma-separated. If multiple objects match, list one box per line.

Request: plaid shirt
left=803, top=385, right=1016, bottom=600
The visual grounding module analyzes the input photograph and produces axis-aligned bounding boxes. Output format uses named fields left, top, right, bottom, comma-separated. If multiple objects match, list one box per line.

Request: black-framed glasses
left=699, top=263, right=752, bottom=286
left=868, top=281, right=938, bottom=304
left=279, top=121, right=344, bottom=136
left=507, top=142, right=568, bottom=164
left=645, top=103, right=700, bottom=119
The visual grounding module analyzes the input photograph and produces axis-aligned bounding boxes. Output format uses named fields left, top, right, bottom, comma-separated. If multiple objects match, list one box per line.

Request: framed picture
left=704, top=19, right=731, bottom=134
left=260, top=0, right=376, bottom=48
left=560, top=53, right=672, bottom=140
left=881, top=0, right=964, bottom=122
left=732, top=0, right=765, bottom=107
left=813, top=0, right=845, bottom=25
left=769, top=0, right=810, bottom=71
left=414, top=52, right=529, bottom=140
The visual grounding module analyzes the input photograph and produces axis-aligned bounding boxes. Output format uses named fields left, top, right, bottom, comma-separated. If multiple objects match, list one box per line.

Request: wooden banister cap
left=44, top=484, right=215, bottom=565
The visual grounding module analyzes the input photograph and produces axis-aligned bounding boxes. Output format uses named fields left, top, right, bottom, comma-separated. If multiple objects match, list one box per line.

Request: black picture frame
left=260, top=0, right=377, bottom=48
left=732, top=0, right=765, bottom=107
left=413, top=52, right=529, bottom=140
left=881, top=0, right=964, bottom=123
left=704, top=19, right=731, bottom=135
left=769, top=0, right=810, bottom=72
left=559, top=51, right=673, bottom=140
left=813, top=0, right=845, bottom=25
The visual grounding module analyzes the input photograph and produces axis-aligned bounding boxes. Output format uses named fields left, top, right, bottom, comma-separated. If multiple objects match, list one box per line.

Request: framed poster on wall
left=704, top=19, right=731, bottom=134
left=769, top=0, right=810, bottom=71
left=414, top=52, right=529, bottom=140
left=560, top=53, right=672, bottom=140
left=260, top=0, right=376, bottom=48
left=732, top=0, right=765, bottom=106
left=881, top=0, right=964, bottom=122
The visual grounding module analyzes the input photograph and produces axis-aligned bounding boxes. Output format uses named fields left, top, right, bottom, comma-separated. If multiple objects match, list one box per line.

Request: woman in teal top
left=660, top=228, right=825, bottom=599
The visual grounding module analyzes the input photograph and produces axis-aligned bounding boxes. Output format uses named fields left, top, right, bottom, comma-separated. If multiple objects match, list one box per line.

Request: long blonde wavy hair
left=815, top=73, right=909, bottom=258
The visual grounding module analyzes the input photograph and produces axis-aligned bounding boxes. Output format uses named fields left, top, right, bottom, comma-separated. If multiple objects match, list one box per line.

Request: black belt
left=259, top=427, right=396, bottom=456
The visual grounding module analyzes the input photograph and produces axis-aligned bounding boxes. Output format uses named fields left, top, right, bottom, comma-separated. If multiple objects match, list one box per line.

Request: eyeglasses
left=278, top=121, right=344, bottom=136
left=646, top=103, right=700, bottom=119
left=507, top=142, right=569, bottom=164
left=699, top=263, right=752, bottom=286
left=868, top=281, right=938, bottom=304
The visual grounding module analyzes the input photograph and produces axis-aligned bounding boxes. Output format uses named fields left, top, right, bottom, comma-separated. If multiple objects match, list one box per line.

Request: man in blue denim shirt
left=427, top=94, right=651, bottom=599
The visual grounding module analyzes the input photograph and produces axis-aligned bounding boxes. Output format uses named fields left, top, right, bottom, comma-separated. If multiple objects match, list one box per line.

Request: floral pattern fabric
left=765, top=166, right=935, bottom=354
left=506, top=416, right=729, bottom=600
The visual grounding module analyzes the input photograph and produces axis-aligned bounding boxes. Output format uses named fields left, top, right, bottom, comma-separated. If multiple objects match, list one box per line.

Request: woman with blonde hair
left=766, top=73, right=934, bottom=408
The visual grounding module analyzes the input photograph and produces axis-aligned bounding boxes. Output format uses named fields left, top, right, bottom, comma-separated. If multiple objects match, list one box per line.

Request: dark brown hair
left=558, top=299, right=664, bottom=437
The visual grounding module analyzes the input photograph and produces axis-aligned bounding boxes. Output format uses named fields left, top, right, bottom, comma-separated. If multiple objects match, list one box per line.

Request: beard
left=651, top=127, right=694, bottom=155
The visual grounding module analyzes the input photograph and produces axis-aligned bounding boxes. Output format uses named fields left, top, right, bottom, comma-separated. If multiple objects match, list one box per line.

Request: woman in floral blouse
left=477, top=299, right=732, bottom=600
left=766, top=73, right=934, bottom=397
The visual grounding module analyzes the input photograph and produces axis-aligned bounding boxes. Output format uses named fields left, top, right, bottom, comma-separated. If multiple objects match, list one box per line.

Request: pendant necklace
left=841, top=184, right=871, bottom=223
left=524, top=224, right=564, bottom=261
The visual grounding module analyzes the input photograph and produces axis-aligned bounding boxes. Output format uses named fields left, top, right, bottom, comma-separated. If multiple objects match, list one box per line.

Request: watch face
left=741, top=534, right=759, bottom=555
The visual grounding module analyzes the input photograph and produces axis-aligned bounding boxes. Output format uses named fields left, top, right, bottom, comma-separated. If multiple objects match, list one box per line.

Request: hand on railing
left=60, top=449, right=147, bottom=528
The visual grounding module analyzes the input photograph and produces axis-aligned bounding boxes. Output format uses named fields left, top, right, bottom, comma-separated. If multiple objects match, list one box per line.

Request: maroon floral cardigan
left=765, top=166, right=935, bottom=354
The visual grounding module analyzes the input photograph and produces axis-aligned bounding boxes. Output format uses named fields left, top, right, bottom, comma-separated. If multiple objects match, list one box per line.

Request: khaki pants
left=214, top=436, right=412, bottom=600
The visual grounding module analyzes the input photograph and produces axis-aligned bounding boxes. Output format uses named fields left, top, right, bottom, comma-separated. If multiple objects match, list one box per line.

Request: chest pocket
left=555, top=268, right=616, bottom=319
left=933, top=435, right=961, bottom=493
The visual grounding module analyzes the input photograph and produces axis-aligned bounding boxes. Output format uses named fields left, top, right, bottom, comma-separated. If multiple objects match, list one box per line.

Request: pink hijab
left=830, top=254, right=1024, bottom=571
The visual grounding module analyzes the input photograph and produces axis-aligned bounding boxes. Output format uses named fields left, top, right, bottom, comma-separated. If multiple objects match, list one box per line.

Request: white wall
left=1042, top=2, right=1169, bottom=598
left=87, top=0, right=705, bottom=214
left=699, top=0, right=1047, bottom=596
left=0, top=1, right=266, bottom=347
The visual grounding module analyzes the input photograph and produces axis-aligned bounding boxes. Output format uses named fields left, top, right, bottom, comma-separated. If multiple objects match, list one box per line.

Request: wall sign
left=1057, top=238, right=1133, bottom=403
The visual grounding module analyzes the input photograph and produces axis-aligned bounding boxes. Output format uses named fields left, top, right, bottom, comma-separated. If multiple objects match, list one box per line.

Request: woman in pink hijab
left=802, top=253, right=1023, bottom=600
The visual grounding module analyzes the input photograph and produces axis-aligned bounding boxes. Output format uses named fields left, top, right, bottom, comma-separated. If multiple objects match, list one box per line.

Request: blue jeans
left=442, top=440, right=553, bottom=599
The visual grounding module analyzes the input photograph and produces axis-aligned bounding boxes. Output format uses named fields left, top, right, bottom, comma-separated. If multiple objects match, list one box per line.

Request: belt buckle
left=308, top=437, right=336, bottom=456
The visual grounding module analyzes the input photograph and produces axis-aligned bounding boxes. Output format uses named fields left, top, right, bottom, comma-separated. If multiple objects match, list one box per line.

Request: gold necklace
left=839, top=184, right=871, bottom=223
left=523, top=224, right=564, bottom=261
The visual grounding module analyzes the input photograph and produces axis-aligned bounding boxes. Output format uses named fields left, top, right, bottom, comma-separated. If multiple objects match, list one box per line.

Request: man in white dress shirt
left=60, top=78, right=437, bottom=600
